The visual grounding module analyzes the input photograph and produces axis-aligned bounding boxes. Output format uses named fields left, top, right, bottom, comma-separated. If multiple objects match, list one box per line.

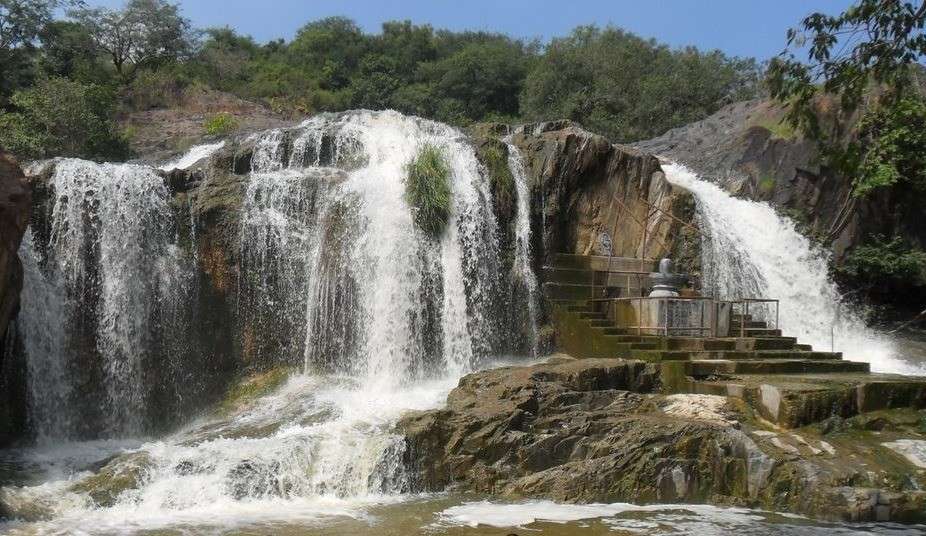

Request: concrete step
left=730, top=320, right=769, bottom=329
left=630, top=349, right=842, bottom=363
left=682, top=359, right=869, bottom=376
left=676, top=372, right=926, bottom=428
left=794, top=343, right=812, bottom=351
left=543, top=282, right=611, bottom=301
left=578, top=311, right=607, bottom=320
left=660, top=337, right=737, bottom=351
left=734, top=337, right=799, bottom=351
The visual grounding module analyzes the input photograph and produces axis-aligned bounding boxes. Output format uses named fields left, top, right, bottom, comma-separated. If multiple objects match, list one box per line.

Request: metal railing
left=590, top=296, right=718, bottom=337
left=732, top=298, right=779, bottom=338
left=586, top=296, right=780, bottom=338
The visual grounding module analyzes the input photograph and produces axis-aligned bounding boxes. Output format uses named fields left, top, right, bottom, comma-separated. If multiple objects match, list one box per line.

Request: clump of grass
left=751, top=115, right=799, bottom=141
left=204, top=112, right=240, bottom=136
left=405, top=143, right=452, bottom=237
left=482, top=143, right=514, bottom=209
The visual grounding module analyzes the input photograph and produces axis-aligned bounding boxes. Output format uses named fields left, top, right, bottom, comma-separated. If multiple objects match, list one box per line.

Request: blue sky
left=87, top=0, right=857, bottom=60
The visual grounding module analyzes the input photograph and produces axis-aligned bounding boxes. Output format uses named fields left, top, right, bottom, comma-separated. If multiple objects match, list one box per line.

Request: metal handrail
left=733, top=298, right=780, bottom=338
left=596, top=295, right=718, bottom=337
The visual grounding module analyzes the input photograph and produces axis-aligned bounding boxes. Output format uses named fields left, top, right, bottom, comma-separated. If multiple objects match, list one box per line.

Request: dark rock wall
left=0, top=153, right=32, bottom=445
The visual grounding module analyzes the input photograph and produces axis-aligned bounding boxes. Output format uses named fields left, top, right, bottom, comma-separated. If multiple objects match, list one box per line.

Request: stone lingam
left=647, top=258, right=689, bottom=297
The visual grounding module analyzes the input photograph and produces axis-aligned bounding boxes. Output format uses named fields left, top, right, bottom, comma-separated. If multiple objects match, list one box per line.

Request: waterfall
left=240, top=111, right=503, bottom=383
left=2, top=112, right=540, bottom=531
left=20, top=158, right=194, bottom=437
left=663, top=163, right=922, bottom=375
left=505, top=139, right=540, bottom=357
left=18, top=230, right=75, bottom=441
left=159, top=141, right=226, bottom=171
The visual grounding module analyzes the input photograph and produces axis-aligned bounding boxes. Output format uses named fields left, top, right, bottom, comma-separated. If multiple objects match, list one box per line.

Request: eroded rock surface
left=0, top=153, right=31, bottom=445
left=399, top=357, right=926, bottom=522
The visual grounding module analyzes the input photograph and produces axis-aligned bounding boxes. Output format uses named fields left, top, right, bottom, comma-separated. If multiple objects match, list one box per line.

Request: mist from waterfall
left=663, top=163, right=922, bottom=375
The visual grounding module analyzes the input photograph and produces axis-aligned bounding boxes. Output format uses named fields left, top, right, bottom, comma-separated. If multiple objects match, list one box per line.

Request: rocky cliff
left=635, top=99, right=925, bottom=309
left=0, top=153, right=32, bottom=445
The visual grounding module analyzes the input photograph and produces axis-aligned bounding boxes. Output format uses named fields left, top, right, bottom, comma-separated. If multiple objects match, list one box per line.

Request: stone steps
left=546, top=255, right=922, bottom=430
left=630, top=349, right=844, bottom=362
left=666, top=358, right=869, bottom=377
left=682, top=372, right=926, bottom=428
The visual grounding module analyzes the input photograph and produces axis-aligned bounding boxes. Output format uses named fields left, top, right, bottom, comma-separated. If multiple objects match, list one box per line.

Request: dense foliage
left=0, top=76, right=130, bottom=159
left=521, top=26, right=760, bottom=141
left=0, top=0, right=761, bottom=160
left=767, top=0, right=926, bottom=197
left=839, top=235, right=926, bottom=294
left=405, top=144, right=452, bottom=237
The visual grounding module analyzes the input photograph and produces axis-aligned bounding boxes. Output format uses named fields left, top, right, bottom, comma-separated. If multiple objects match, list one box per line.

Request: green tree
left=0, top=0, right=76, bottom=103
left=0, top=76, right=129, bottom=159
left=521, top=26, right=757, bottom=142
left=421, top=38, right=533, bottom=124
left=69, top=0, right=193, bottom=81
left=767, top=0, right=926, bottom=196
left=37, top=20, right=108, bottom=82
left=289, top=17, right=367, bottom=90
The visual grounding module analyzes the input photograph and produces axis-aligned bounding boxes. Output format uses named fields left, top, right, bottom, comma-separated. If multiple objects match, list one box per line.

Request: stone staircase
left=546, top=255, right=926, bottom=429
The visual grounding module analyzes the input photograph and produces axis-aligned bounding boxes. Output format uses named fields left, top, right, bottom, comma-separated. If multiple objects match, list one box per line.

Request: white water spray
left=663, top=163, right=922, bottom=375
left=505, top=139, right=540, bottom=357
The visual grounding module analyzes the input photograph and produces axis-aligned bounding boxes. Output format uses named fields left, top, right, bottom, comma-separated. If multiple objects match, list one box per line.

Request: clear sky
left=85, top=0, right=858, bottom=60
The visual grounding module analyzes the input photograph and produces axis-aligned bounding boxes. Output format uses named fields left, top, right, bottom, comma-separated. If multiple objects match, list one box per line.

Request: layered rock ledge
left=398, top=356, right=926, bottom=523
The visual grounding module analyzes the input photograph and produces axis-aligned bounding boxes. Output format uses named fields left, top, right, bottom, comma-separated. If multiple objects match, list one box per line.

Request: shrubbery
left=0, top=77, right=129, bottom=160
left=405, top=144, right=452, bottom=237
left=204, top=112, right=240, bottom=136
left=840, top=235, right=926, bottom=288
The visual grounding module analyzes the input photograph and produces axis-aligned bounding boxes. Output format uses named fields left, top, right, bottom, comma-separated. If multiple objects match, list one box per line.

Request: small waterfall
left=18, top=230, right=75, bottom=441
left=159, top=141, right=226, bottom=171
left=240, top=111, right=503, bottom=383
left=505, top=139, right=540, bottom=357
left=663, top=163, right=921, bottom=375
left=21, top=158, right=194, bottom=437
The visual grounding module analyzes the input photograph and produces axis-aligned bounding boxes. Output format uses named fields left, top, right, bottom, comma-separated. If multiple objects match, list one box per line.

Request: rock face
left=0, top=153, right=32, bottom=445
left=635, top=99, right=925, bottom=272
left=512, top=121, right=698, bottom=272
left=399, top=357, right=926, bottom=522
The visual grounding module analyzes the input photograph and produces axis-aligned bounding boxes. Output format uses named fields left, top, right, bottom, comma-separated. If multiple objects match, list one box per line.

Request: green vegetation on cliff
left=768, top=0, right=926, bottom=199
left=405, top=144, right=452, bottom=237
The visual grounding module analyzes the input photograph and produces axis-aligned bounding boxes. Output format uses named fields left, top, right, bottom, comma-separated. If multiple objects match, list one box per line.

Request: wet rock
left=69, top=452, right=153, bottom=507
left=399, top=357, right=926, bottom=522
left=0, top=152, right=31, bottom=446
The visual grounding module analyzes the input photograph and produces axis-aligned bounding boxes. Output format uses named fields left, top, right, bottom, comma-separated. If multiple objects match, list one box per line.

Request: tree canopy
left=0, top=0, right=761, bottom=159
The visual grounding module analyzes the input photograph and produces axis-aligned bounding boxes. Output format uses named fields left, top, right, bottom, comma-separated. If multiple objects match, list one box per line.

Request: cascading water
left=663, top=163, right=923, bottom=375
left=1, top=111, right=540, bottom=533
left=504, top=139, right=540, bottom=357
left=18, top=158, right=195, bottom=437
left=18, top=230, right=75, bottom=441
left=240, top=111, right=504, bottom=382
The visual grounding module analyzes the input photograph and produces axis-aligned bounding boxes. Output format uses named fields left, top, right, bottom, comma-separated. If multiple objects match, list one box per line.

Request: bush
left=203, top=112, right=240, bottom=136
left=840, top=235, right=926, bottom=287
left=405, top=144, right=452, bottom=237
left=0, top=77, right=130, bottom=160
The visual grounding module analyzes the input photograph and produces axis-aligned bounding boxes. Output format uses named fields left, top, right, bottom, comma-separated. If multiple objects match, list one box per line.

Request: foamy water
left=664, top=163, right=924, bottom=375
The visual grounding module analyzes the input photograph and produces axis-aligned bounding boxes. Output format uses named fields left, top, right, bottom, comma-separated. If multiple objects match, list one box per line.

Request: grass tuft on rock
left=405, top=143, right=452, bottom=237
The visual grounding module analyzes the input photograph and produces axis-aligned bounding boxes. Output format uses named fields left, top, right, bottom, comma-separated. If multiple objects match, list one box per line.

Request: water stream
left=663, top=163, right=923, bottom=375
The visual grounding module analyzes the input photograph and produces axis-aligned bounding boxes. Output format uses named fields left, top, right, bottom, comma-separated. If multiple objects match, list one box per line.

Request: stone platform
left=545, top=254, right=926, bottom=429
